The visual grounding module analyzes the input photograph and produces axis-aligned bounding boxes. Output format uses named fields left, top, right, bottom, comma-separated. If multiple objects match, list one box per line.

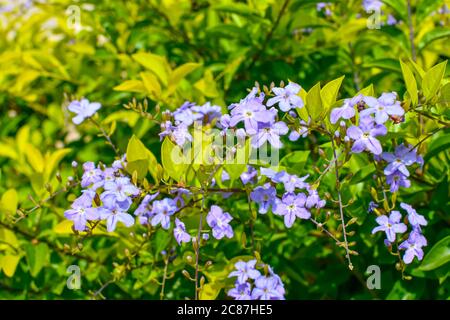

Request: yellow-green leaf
left=25, top=144, right=44, bottom=172
left=1, top=189, right=18, bottom=216
left=126, top=135, right=150, bottom=180
left=140, top=72, right=162, bottom=98
left=422, top=60, right=447, bottom=101
left=0, top=254, right=22, bottom=277
left=168, top=62, right=202, bottom=94
left=132, top=52, right=169, bottom=86
left=400, top=60, right=418, bottom=106
left=306, top=82, right=322, bottom=121
left=44, top=148, right=71, bottom=182
left=161, top=138, right=188, bottom=182
left=320, top=75, right=344, bottom=110
left=113, top=80, right=146, bottom=93
left=199, top=282, right=223, bottom=300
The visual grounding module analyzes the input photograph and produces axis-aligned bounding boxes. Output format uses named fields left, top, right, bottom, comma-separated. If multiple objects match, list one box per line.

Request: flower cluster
left=64, top=156, right=139, bottom=232
left=372, top=202, right=427, bottom=264
left=379, top=144, right=423, bottom=192
left=252, top=168, right=326, bottom=228
left=161, top=82, right=305, bottom=150
left=331, top=92, right=405, bottom=156
left=227, top=260, right=285, bottom=300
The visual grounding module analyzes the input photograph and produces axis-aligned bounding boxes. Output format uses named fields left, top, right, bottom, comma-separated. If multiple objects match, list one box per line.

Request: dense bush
left=0, top=0, right=449, bottom=300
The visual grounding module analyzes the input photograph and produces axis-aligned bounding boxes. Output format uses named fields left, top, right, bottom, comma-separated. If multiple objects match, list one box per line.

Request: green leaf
left=418, top=27, right=450, bottom=51
left=416, top=0, right=445, bottom=24
left=132, top=52, right=169, bottom=86
left=320, top=75, right=344, bottom=111
left=44, top=148, right=71, bottom=182
left=126, top=135, right=159, bottom=181
left=439, top=83, right=450, bottom=108
left=113, top=80, right=146, bottom=93
left=0, top=254, right=22, bottom=277
left=363, top=58, right=401, bottom=73
left=306, top=82, right=322, bottom=121
left=194, top=70, right=219, bottom=98
left=140, top=72, right=162, bottom=99
left=168, top=62, right=202, bottom=95
left=424, top=133, right=450, bottom=162
left=280, top=150, right=310, bottom=173
left=382, top=0, right=407, bottom=21
left=25, top=242, right=49, bottom=277
left=357, top=84, right=374, bottom=97
left=0, top=189, right=18, bottom=216
left=199, top=282, right=223, bottom=300
left=422, top=61, right=447, bottom=101
left=419, top=235, right=450, bottom=271
left=161, top=137, right=188, bottom=182
left=399, top=60, right=418, bottom=106
left=25, top=144, right=44, bottom=172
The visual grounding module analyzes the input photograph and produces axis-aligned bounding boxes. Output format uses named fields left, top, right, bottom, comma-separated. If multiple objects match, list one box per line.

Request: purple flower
left=386, top=14, right=398, bottom=25
left=368, top=201, right=378, bottom=213
left=159, top=121, right=174, bottom=140
left=267, top=82, right=304, bottom=112
left=67, top=99, right=101, bottom=125
left=399, top=229, right=427, bottom=264
left=381, top=144, right=422, bottom=177
left=267, top=266, right=286, bottom=298
left=170, top=124, right=192, bottom=146
left=72, top=189, right=96, bottom=208
left=103, top=177, right=139, bottom=202
left=273, top=193, right=311, bottom=228
left=191, top=102, right=222, bottom=124
left=134, top=192, right=160, bottom=224
left=171, top=188, right=191, bottom=207
left=363, top=0, right=383, bottom=12
left=81, top=162, right=103, bottom=188
left=371, top=211, right=407, bottom=243
left=289, top=120, right=309, bottom=141
left=274, top=171, right=309, bottom=193
left=400, top=203, right=427, bottom=227
left=151, top=198, right=178, bottom=230
left=230, top=98, right=275, bottom=134
left=361, top=93, right=404, bottom=124
left=228, top=283, right=252, bottom=300
left=306, top=189, right=326, bottom=209
left=64, top=204, right=99, bottom=231
left=346, top=116, right=387, bottom=155
left=386, top=172, right=411, bottom=192
left=206, top=205, right=234, bottom=239
left=228, top=260, right=261, bottom=284
left=251, top=121, right=289, bottom=149
left=173, top=101, right=200, bottom=126
left=251, top=276, right=284, bottom=300
left=99, top=205, right=135, bottom=232
left=228, top=86, right=264, bottom=111
left=330, top=95, right=362, bottom=124
left=173, top=218, right=191, bottom=245
left=240, top=166, right=257, bottom=185
left=250, top=183, right=277, bottom=214
left=112, top=155, right=126, bottom=171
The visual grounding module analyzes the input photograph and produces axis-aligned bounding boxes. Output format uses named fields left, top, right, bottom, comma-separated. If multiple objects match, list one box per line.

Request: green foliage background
left=0, top=0, right=449, bottom=299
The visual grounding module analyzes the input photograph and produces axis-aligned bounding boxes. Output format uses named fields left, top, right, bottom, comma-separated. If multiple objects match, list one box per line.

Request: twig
left=330, top=137, right=353, bottom=270
left=89, top=117, right=120, bottom=155
left=194, top=193, right=205, bottom=300
left=248, top=0, right=291, bottom=70
left=406, top=0, right=416, bottom=62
